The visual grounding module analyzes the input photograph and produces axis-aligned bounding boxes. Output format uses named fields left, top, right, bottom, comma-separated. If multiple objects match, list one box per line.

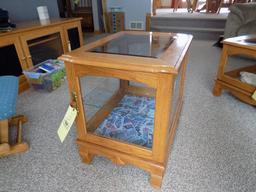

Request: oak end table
left=59, top=31, right=193, bottom=188
left=213, top=35, right=256, bottom=106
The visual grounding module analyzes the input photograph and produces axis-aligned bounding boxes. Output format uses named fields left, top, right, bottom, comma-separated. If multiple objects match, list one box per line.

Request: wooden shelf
left=28, top=36, right=59, bottom=47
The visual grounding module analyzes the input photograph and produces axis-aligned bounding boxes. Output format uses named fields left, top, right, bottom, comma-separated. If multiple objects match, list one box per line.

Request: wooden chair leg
left=217, top=0, right=223, bottom=14
left=186, top=0, right=193, bottom=12
left=192, top=0, right=198, bottom=11
left=9, top=115, right=28, bottom=126
left=0, top=143, right=10, bottom=156
left=0, top=116, right=29, bottom=157
left=173, top=0, right=179, bottom=12
left=0, top=120, right=9, bottom=143
left=17, top=120, right=22, bottom=144
left=9, top=143, right=29, bottom=156
left=9, top=115, right=27, bottom=144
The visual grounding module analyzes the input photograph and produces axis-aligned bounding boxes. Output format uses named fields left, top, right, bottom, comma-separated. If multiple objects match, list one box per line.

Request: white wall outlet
left=129, top=21, right=144, bottom=30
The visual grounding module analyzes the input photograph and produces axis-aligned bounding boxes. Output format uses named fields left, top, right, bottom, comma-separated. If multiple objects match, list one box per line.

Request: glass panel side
left=79, top=76, right=155, bottom=149
left=224, top=55, right=256, bottom=87
left=169, top=71, right=182, bottom=134
left=27, top=33, right=64, bottom=65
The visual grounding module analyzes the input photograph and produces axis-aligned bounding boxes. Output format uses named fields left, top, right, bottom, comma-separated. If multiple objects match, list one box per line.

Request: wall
left=106, top=0, right=151, bottom=30
left=0, top=0, right=60, bottom=22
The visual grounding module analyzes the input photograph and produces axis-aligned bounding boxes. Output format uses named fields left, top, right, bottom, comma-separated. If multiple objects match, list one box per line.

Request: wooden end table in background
left=213, top=35, right=256, bottom=106
left=59, top=31, right=192, bottom=188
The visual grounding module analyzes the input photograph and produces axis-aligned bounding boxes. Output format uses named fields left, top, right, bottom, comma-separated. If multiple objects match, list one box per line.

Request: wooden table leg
left=0, top=143, right=10, bottom=156
left=213, top=45, right=229, bottom=96
left=213, top=80, right=223, bottom=96
left=120, top=79, right=129, bottom=92
left=150, top=172, right=164, bottom=188
left=80, top=150, right=95, bottom=164
left=16, top=120, right=22, bottom=144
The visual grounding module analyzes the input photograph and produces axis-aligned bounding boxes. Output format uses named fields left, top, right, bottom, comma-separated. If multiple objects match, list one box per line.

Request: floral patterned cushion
left=94, top=95, right=155, bottom=148
left=0, top=76, right=18, bottom=120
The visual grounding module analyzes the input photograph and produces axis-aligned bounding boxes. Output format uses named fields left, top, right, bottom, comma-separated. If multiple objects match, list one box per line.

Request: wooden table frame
left=59, top=31, right=192, bottom=188
left=213, top=35, right=256, bottom=106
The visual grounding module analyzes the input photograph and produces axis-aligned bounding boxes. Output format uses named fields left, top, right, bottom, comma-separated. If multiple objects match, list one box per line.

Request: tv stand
left=0, top=18, right=83, bottom=93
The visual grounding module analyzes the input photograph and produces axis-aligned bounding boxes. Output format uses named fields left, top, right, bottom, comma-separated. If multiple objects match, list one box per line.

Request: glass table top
left=244, top=37, right=256, bottom=44
left=89, top=33, right=175, bottom=58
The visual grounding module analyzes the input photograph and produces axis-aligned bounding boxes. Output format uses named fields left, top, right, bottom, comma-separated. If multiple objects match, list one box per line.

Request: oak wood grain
left=213, top=35, right=256, bottom=106
left=60, top=31, right=192, bottom=188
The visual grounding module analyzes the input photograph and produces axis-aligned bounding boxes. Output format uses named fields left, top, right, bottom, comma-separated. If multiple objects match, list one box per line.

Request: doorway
left=57, top=0, right=94, bottom=32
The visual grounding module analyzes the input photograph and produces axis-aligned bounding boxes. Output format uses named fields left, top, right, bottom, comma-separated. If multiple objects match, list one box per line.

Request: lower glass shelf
left=94, top=95, right=155, bottom=148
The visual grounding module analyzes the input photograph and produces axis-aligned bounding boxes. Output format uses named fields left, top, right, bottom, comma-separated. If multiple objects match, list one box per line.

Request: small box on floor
left=23, top=59, right=65, bottom=92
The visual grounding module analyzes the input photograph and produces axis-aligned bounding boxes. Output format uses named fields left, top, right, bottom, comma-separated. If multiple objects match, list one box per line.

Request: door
left=20, top=27, right=66, bottom=68
left=66, top=0, right=94, bottom=32
left=64, top=21, right=84, bottom=51
left=0, top=35, right=29, bottom=92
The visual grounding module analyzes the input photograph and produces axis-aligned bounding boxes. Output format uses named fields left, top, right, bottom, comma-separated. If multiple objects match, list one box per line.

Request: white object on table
left=37, top=6, right=49, bottom=21
left=240, top=71, right=256, bottom=87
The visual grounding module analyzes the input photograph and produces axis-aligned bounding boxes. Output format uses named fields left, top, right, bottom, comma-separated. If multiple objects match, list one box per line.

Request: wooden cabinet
left=0, top=18, right=83, bottom=92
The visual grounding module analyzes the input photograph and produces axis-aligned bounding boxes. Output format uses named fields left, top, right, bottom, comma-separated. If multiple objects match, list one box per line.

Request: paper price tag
left=57, top=105, right=77, bottom=143
left=252, top=90, right=256, bottom=101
